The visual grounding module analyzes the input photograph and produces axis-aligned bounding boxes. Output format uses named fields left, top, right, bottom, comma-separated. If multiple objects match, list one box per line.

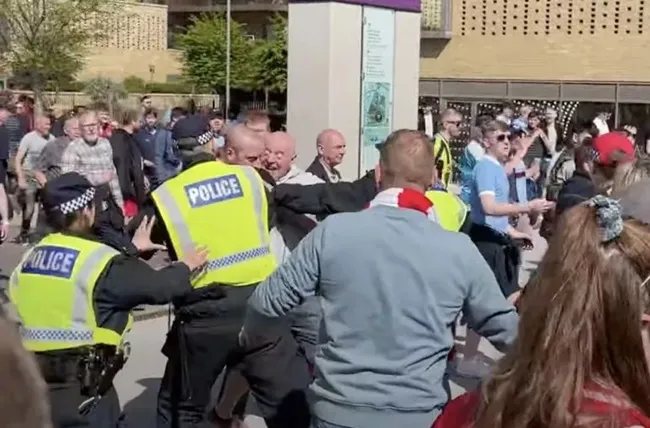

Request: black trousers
left=156, top=286, right=256, bottom=428
left=469, top=223, right=522, bottom=298
left=238, top=316, right=313, bottom=428
left=156, top=284, right=313, bottom=428
left=49, top=381, right=123, bottom=428
left=36, top=352, right=123, bottom=428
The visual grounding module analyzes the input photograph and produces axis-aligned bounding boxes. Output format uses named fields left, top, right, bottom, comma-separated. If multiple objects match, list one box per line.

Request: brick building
left=83, top=0, right=650, bottom=134
left=419, top=0, right=650, bottom=134
left=80, top=1, right=182, bottom=82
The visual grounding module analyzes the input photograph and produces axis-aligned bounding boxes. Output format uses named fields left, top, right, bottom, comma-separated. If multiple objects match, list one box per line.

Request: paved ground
left=0, top=223, right=547, bottom=427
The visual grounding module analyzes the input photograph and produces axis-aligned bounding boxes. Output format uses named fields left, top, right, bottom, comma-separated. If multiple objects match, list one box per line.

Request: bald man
left=306, top=129, right=346, bottom=183
left=244, top=110, right=271, bottom=134
left=14, top=115, right=55, bottom=242
left=263, top=132, right=322, bottom=185
left=247, top=129, right=518, bottom=428
left=223, top=124, right=266, bottom=169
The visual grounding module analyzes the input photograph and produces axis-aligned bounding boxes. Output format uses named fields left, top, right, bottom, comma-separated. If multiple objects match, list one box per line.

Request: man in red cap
left=592, top=132, right=635, bottom=193
left=592, top=132, right=635, bottom=166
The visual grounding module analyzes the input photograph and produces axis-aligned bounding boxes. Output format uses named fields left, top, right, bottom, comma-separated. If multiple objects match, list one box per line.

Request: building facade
left=167, top=0, right=451, bottom=39
left=80, top=1, right=182, bottom=82
left=419, top=0, right=650, bottom=133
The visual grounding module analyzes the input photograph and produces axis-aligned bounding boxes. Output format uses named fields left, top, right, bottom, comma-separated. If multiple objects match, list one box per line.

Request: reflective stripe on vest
left=433, top=134, right=453, bottom=188
left=9, top=234, right=122, bottom=351
left=153, top=162, right=275, bottom=287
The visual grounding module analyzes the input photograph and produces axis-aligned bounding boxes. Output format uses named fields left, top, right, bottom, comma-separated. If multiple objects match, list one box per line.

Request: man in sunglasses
left=468, top=120, right=553, bottom=300
left=432, top=108, right=463, bottom=189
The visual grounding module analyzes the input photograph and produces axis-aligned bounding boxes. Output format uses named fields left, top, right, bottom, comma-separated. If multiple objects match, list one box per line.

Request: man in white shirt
left=14, top=115, right=55, bottom=243
left=264, top=132, right=323, bottom=186
left=593, top=111, right=611, bottom=136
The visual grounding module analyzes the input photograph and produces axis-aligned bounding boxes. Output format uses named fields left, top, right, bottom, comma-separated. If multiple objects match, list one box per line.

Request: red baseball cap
left=592, top=132, right=635, bottom=166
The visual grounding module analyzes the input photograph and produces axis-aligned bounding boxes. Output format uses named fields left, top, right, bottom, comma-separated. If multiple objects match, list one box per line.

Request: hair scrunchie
left=587, top=195, right=624, bottom=243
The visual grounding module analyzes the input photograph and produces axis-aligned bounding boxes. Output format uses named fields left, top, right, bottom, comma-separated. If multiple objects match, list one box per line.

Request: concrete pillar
left=287, top=0, right=421, bottom=179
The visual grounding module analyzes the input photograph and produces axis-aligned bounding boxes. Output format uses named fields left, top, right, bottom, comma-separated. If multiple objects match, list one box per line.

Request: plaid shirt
left=60, top=137, right=124, bottom=209
left=35, top=136, right=71, bottom=181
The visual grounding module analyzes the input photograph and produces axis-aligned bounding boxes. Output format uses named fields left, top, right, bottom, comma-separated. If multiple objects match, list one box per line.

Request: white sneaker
left=454, top=357, right=493, bottom=379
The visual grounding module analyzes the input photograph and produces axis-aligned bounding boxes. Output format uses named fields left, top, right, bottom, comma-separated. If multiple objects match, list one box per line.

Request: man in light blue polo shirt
left=469, top=120, right=552, bottom=238
left=459, top=120, right=551, bottom=379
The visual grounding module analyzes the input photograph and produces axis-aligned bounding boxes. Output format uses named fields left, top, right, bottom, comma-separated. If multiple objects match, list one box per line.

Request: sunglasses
left=496, top=133, right=510, bottom=142
left=445, top=120, right=462, bottom=126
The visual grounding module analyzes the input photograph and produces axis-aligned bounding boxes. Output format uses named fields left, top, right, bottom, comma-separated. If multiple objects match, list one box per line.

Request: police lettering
left=21, top=246, right=80, bottom=279
left=185, top=174, right=244, bottom=208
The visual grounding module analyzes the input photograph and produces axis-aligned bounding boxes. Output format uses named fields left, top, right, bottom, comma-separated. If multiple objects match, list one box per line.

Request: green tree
left=123, top=76, right=147, bottom=94
left=253, top=13, right=288, bottom=103
left=84, top=77, right=127, bottom=116
left=0, top=0, right=112, bottom=110
left=177, top=13, right=257, bottom=94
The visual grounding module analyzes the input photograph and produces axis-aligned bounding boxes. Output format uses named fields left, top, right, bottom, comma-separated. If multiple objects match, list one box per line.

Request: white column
left=287, top=2, right=420, bottom=180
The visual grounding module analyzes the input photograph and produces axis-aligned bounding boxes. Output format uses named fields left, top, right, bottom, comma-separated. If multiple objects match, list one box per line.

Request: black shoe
left=13, top=233, right=31, bottom=246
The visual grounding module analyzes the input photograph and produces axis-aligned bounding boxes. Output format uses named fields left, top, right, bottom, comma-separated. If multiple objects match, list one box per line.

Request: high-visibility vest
left=151, top=160, right=276, bottom=288
left=9, top=233, right=133, bottom=352
left=433, top=134, right=453, bottom=189
left=426, top=190, right=468, bottom=232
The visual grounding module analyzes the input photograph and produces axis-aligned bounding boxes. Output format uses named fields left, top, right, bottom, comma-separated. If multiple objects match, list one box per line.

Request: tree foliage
left=0, top=0, right=112, bottom=99
left=84, top=77, right=127, bottom=115
left=253, top=14, right=287, bottom=93
left=123, top=75, right=147, bottom=94
left=177, top=13, right=257, bottom=92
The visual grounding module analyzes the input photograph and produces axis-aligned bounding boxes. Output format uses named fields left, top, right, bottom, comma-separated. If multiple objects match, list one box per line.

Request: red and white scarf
left=367, top=187, right=439, bottom=222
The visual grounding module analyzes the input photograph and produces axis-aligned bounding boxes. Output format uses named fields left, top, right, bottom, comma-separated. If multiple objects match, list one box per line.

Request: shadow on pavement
left=122, top=377, right=161, bottom=427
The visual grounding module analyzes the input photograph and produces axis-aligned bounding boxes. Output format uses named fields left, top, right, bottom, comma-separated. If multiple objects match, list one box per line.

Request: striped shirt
left=60, top=137, right=123, bottom=209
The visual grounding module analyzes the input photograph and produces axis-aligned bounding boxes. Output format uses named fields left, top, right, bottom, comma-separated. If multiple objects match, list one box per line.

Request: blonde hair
left=612, top=155, right=650, bottom=195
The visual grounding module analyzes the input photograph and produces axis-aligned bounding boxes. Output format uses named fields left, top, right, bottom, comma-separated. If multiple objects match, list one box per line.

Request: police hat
left=42, top=172, right=97, bottom=216
left=172, top=115, right=214, bottom=150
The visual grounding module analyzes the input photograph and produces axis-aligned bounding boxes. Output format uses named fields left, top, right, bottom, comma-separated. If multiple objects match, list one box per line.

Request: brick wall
left=420, top=0, right=650, bottom=82
left=80, top=1, right=183, bottom=82
left=81, top=49, right=182, bottom=82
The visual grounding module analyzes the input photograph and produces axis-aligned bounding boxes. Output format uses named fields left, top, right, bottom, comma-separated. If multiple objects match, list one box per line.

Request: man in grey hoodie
left=245, top=129, right=519, bottom=428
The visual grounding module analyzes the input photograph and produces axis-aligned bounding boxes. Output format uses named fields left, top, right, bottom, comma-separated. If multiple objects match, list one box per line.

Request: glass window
left=617, top=103, right=650, bottom=152
left=418, top=97, right=440, bottom=135
left=574, top=102, right=615, bottom=133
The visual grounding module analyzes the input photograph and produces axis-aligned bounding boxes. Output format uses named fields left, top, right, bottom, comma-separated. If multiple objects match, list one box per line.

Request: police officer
left=131, top=116, right=277, bottom=427
left=8, top=172, right=208, bottom=428
left=425, top=188, right=470, bottom=233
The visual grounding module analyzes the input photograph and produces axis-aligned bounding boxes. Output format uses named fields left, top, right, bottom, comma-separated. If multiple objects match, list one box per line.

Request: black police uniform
left=127, top=118, right=310, bottom=428
left=28, top=173, right=195, bottom=428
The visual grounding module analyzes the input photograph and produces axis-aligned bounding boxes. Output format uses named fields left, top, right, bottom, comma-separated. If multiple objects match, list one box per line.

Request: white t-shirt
left=466, top=140, right=486, bottom=161
left=18, top=131, right=55, bottom=171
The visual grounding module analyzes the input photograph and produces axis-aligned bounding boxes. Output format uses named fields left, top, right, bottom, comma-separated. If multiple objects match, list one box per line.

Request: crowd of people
left=0, top=94, right=350, bottom=245
left=3, top=91, right=650, bottom=428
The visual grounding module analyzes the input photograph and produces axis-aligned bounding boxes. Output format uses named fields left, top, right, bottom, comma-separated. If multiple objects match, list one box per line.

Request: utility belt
left=36, top=345, right=125, bottom=398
